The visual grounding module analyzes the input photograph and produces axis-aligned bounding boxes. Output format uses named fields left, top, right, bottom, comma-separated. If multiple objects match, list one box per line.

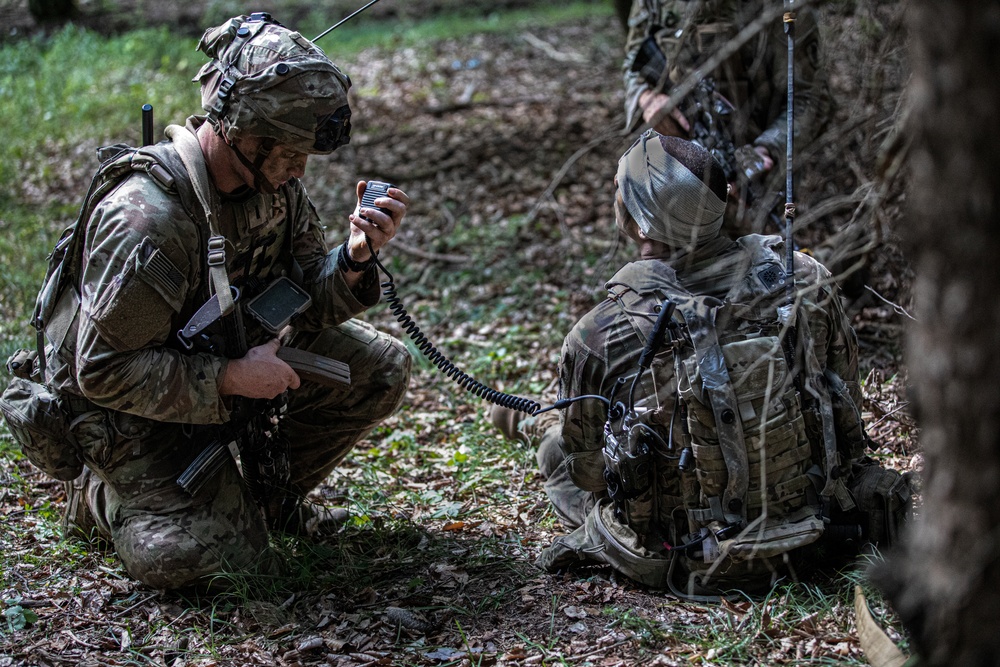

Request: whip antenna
left=783, top=2, right=796, bottom=305
left=314, top=0, right=386, bottom=42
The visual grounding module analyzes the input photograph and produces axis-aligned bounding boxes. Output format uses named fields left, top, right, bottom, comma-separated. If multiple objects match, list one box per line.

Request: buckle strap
left=165, top=125, right=235, bottom=317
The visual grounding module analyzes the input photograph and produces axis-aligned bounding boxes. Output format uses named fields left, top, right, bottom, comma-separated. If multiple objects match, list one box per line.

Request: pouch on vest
left=0, top=376, right=83, bottom=480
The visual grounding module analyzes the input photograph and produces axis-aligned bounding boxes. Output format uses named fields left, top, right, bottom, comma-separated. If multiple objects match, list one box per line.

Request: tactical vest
left=599, top=235, right=868, bottom=596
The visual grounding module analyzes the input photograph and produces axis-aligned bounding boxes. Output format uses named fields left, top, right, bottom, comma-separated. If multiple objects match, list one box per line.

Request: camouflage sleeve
left=622, top=0, right=657, bottom=132
left=752, top=6, right=834, bottom=168
left=559, top=325, right=612, bottom=493
left=75, top=175, right=231, bottom=424
left=286, top=183, right=380, bottom=331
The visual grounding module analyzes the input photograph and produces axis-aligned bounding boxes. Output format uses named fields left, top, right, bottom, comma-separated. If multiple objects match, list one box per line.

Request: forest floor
left=0, top=1, right=917, bottom=665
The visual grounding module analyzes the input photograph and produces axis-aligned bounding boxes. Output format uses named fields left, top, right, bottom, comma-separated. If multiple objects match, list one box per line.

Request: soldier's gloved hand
left=219, top=338, right=301, bottom=399
left=639, top=89, right=691, bottom=137
left=347, top=180, right=410, bottom=263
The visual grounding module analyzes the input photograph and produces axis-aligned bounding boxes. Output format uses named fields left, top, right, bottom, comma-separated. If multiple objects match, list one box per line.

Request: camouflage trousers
left=75, top=320, right=411, bottom=590
left=536, top=425, right=600, bottom=530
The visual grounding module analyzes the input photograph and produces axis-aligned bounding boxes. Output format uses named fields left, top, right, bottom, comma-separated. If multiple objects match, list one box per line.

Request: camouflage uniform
left=519, top=132, right=909, bottom=593
left=535, top=234, right=863, bottom=580
left=35, top=18, right=412, bottom=590
left=623, top=0, right=834, bottom=168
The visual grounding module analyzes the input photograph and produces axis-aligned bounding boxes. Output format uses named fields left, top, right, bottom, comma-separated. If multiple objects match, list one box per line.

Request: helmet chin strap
left=216, top=122, right=278, bottom=194
left=229, top=137, right=278, bottom=195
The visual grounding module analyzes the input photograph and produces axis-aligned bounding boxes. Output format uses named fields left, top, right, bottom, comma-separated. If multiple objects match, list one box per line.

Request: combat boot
left=269, top=498, right=350, bottom=538
left=62, top=466, right=111, bottom=547
left=489, top=404, right=559, bottom=447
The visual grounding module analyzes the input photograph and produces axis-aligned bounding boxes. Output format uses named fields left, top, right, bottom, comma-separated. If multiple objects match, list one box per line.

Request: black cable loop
left=368, top=243, right=542, bottom=414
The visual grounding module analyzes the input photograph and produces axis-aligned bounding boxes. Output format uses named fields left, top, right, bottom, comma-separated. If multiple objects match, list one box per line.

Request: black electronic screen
left=245, top=277, right=312, bottom=333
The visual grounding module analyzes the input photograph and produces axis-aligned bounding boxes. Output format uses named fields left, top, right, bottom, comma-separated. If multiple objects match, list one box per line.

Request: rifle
left=175, top=280, right=351, bottom=524
left=629, top=35, right=769, bottom=196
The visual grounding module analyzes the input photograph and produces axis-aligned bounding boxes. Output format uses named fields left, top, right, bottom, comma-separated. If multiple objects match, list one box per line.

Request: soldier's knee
left=381, top=334, right=412, bottom=388
left=366, top=333, right=411, bottom=420
left=113, top=513, right=269, bottom=590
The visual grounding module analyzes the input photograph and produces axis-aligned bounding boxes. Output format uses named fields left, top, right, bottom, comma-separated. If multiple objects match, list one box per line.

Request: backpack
left=595, top=235, right=908, bottom=597
left=0, top=140, right=205, bottom=480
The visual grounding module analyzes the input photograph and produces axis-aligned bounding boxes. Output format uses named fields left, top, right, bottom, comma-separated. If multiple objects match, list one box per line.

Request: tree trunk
left=875, top=2, right=1000, bottom=664
left=27, top=0, right=77, bottom=23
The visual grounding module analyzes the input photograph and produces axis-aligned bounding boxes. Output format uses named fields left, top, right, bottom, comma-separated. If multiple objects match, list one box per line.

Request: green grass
left=0, top=26, right=199, bottom=182
left=296, top=2, right=612, bottom=59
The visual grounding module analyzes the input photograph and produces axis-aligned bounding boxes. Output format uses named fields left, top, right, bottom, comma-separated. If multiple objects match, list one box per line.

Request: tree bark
left=875, top=2, right=1000, bottom=664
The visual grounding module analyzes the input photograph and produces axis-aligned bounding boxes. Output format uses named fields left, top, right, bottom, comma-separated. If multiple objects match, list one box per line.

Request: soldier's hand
left=347, top=180, right=409, bottom=265
left=753, top=146, right=774, bottom=172
left=219, top=338, right=301, bottom=399
left=639, top=90, right=691, bottom=137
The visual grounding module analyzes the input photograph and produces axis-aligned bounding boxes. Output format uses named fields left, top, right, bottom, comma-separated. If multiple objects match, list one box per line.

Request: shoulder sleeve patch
left=89, top=237, right=189, bottom=351
left=136, top=237, right=187, bottom=306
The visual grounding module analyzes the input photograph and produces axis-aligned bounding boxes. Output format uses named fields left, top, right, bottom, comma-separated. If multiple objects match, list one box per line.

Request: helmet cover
left=195, top=14, right=352, bottom=154
left=616, top=130, right=726, bottom=249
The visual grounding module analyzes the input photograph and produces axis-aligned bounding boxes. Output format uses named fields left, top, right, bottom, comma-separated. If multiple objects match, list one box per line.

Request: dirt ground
left=0, top=1, right=915, bottom=665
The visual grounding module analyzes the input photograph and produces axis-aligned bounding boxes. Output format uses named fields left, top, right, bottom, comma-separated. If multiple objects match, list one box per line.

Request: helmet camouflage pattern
left=194, top=13, right=352, bottom=154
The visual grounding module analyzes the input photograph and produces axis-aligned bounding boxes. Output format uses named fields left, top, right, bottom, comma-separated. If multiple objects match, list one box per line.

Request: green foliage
left=2, top=600, right=39, bottom=632
left=0, top=24, right=199, bottom=193
left=0, top=204, right=68, bottom=348
left=294, top=2, right=612, bottom=59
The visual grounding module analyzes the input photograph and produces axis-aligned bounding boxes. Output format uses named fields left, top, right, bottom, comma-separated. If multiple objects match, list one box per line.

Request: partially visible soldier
left=622, top=0, right=833, bottom=234
left=493, top=132, right=910, bottom=596
left=2, top=14, right=412, bottom=590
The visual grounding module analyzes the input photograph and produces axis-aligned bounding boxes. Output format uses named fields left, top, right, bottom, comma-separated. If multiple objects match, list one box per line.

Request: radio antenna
left=314, top=0, right=386, bottom=42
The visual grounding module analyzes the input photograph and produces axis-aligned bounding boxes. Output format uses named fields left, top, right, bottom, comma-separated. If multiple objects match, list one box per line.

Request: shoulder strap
left=164, top=124, right=236, bottom=317
left=674, top=296, right=750, bottom=525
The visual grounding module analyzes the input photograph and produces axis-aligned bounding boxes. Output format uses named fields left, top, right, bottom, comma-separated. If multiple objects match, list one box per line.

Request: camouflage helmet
left=194, top=13, right=352, bottom=154
left=616, top=131, right=726, bottom=250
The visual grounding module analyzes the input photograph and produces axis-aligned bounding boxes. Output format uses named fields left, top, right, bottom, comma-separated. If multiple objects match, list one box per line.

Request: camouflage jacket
left=556, top=234, right=860, bottom=493
left=622, top=0, right=834, bottom=168
left=46, top=117, right=378, bottom=425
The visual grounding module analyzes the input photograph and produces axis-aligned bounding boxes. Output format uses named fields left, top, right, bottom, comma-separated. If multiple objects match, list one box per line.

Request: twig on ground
left=521, top=32, right=587, bottom=63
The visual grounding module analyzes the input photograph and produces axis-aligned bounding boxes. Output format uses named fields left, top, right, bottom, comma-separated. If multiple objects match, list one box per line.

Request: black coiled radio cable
left=366, top=240, right=543, bottom=414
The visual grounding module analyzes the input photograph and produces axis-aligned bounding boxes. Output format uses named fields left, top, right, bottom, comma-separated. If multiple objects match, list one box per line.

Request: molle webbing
left=675, top=297, right=749, bottom=525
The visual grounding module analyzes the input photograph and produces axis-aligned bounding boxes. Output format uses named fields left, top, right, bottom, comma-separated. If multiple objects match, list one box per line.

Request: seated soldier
left=493, top=131, right=910, bottom=597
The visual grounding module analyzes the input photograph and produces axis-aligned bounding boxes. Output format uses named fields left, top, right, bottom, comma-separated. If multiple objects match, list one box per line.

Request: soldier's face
left=260, top=145, right=310, bottom=188
left=232, top=136, right=310, bottom=190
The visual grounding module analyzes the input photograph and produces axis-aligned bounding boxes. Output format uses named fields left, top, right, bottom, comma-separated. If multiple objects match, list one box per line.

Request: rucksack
left=0, top=140, right=205, bottom=480
left=595, top=235, right=909, bottom=597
